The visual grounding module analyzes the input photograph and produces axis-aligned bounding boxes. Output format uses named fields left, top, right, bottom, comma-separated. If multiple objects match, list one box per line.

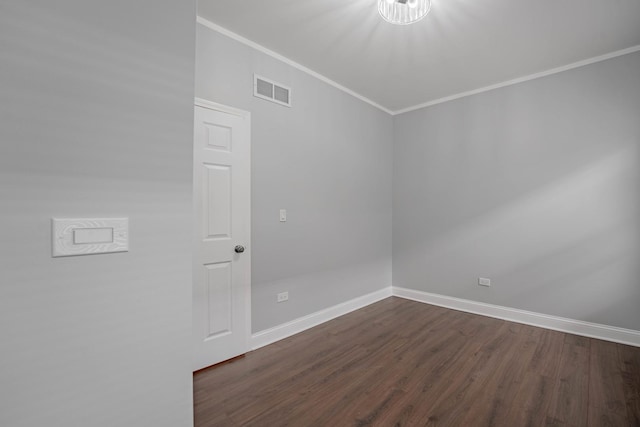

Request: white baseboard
left=251, top=287, right=393, bottom=350
left=249, top=285, right=640, bottom=351
left=393, top=286, right=640, bottom=347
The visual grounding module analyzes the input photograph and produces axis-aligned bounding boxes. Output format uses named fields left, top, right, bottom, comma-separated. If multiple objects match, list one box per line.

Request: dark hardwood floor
left=194, top=297, right=640, bottom=426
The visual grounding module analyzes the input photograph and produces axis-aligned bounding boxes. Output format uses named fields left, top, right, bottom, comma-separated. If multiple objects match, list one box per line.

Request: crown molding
left=196, top=16, right=394, bottom=116
left=197, top=16, right=640, bottom=118
left=394, top=44, right=640, bottom=115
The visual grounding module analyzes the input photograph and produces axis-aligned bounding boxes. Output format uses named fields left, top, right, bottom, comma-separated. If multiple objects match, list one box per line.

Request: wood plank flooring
left=194, top=297, right=640, bottom=426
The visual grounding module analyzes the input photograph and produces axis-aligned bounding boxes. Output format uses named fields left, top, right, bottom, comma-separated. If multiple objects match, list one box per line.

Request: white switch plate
left=52, top=218, right=129, bottom=257
left=279, top=209, right=287, bottom=222
left=478, top=277, right=491, bottom=287
left=277, top=291, right=289, bottom=303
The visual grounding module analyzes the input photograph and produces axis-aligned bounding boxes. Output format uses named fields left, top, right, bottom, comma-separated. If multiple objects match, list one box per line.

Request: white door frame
left=193, top=97, right=251, bottom=369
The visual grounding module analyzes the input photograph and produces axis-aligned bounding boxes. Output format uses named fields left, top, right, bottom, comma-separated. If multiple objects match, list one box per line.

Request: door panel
left=193, top=101, right=250, bottom=371
left=203, top=164, right=231, bottom=239
left=205, top=262, right=232, bottom=338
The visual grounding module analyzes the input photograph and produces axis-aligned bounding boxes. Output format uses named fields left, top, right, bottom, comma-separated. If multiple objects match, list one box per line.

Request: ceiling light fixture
left=378, top=0, right=431, bottom=25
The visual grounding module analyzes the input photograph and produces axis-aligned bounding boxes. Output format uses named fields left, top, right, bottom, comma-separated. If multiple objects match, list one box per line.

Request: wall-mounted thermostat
left=52, top=218, right=129, bottom=257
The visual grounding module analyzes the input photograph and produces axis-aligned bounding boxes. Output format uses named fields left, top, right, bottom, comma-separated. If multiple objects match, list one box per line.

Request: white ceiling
left=198, top=0, right=640, bottom=113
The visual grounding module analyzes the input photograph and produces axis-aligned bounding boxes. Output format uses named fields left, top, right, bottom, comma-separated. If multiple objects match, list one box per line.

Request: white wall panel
left=0, top=2, right=196, bottom=426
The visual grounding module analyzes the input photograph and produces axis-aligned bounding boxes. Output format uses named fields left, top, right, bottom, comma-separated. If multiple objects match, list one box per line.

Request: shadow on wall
left=395, top=142, right=640, bottom=330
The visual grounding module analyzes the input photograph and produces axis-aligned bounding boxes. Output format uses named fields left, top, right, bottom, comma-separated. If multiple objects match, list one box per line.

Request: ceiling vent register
left=253, top=74, right=291, bottom=107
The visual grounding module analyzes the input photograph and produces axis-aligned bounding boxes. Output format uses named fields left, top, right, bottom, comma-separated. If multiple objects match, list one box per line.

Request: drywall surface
left=196, top=24, right=393, bottom=332
left=0, top=2, right=196, bottom=426
left=393, top=51, right=640, bottom=331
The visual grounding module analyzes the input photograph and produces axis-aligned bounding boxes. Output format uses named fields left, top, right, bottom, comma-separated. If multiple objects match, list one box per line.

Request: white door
left=192, top=99, right=251, bottom=371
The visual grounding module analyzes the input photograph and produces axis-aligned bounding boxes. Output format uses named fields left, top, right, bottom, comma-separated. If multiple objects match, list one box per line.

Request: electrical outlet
left=478, top=278, right=491, bottom=287
left=277, top=291, right=289, bottom=303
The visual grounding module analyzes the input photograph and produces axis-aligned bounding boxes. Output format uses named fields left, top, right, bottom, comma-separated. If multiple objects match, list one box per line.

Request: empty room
left=1, top=1, right=639, bottom=426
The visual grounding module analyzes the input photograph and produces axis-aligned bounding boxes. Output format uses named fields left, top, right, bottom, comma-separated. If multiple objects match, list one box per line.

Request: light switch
left=279, top=209, right=287, bottom=222
left=52, top=218, right=128, bottom=257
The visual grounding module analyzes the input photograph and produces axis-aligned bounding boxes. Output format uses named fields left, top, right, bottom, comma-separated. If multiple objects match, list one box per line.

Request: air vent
left=254, top=74, right=291, bottom=107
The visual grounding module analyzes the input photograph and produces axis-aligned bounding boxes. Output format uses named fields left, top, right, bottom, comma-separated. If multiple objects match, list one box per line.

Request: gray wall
left=0, top=2, right=195, bottom=426
left=196, top=25, right=393, bottom=332
left=393, top=52, right=640, bottom=330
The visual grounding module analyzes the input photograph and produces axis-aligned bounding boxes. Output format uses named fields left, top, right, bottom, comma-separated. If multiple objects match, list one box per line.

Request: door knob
left=234, top=245, right=245, bottom=254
